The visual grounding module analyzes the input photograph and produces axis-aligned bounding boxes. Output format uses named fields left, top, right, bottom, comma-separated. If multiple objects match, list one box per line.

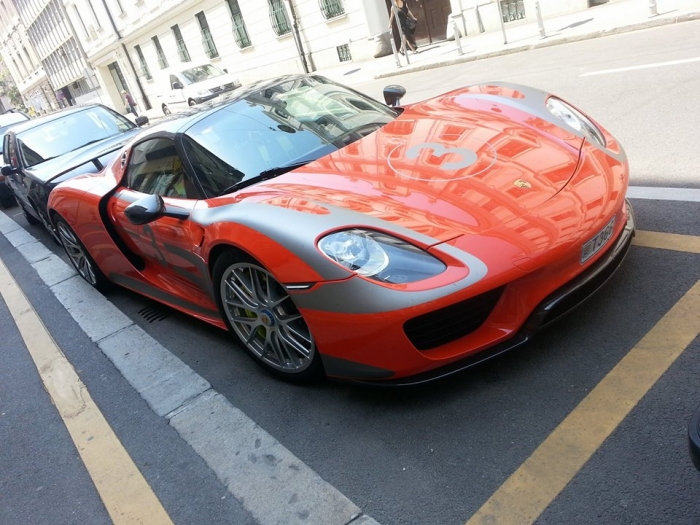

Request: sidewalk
left=317, top=0, right=700, bottom=85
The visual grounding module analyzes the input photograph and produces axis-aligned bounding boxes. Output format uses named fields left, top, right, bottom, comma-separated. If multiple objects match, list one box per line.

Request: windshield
left=183, top=75, right=398, bottom=196
left=16, top=106, right=135, bottom=168
left=180, top=64, right=224, bottom=84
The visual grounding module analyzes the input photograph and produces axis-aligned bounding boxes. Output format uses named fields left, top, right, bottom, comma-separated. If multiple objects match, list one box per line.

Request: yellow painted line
left=0, top=258, right=173, bottom=525
left=467, top=279, right=700, bottom=525
left=633, top=230, right=700, bottom=254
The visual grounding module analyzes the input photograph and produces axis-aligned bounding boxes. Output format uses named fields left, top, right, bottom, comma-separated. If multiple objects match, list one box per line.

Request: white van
left=159, top=64, right=241, bottom=115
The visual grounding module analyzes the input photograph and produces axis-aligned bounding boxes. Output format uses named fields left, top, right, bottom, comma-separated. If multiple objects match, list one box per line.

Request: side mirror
left=383, top=85, right=407, bottom=107
left=172, top=81, right=184, bottom=90
left=223, top=68, right=228, bottom=74
left=125, top=194, right=165, bottom=225
left=1, top=164, right=16, bottom=176
left=135, top=116, right=149, bottom=127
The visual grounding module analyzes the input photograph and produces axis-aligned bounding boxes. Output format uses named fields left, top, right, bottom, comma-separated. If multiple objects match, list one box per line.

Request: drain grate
left=138, top=303, right=173, bottom=322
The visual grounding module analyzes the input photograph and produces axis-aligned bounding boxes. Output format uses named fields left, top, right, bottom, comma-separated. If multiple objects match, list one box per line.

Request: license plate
left=581, top=216, right=615, bottom=264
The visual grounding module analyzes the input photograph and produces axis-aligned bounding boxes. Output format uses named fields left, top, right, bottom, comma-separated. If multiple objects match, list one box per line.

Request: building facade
left=0, top=0, right=56, bottom=113
left=2, top=0, right=611, bottom=116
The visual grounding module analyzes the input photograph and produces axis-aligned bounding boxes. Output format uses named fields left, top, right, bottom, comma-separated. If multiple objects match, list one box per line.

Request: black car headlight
left=546, top=97, right=606, bottom=148
left=318, top=229, right=446, bottom=284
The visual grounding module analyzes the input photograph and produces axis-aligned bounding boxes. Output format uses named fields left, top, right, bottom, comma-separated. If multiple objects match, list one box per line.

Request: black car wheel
left=188, top=99, right=196, bottom=107
left=689, top=403, right=700, bottom=472
left=0, top=194, right=14, bottom=209
left=17, top=199, right=40, bottom=225
left=55, top=217, right=109, bottom=291
left=213, top=251, right=323, bottom=383
left=162, top=104, right=171, bottom=115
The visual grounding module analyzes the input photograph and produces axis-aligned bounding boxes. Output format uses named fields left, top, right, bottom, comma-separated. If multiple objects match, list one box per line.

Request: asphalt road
left=1, top=20, right=699, bottom=525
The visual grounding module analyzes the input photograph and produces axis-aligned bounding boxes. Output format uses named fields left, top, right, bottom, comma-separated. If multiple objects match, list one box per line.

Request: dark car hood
left=26, top=129, right=140, bottom=183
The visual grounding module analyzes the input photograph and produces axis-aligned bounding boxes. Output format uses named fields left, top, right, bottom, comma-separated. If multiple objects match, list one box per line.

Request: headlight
left=546, top=97, right=606, bottom=148
left=318, top=229, right=446, bottom=284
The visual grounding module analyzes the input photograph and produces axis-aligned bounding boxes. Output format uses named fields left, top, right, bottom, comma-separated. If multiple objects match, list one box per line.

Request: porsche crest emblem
left=513, top=179, right=532, bottom=189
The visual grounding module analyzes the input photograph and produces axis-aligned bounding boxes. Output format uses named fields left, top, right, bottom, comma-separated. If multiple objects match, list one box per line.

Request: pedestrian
left=388, top=0, right=419, bottom=55
left=122, top=90, right=138, bottom=116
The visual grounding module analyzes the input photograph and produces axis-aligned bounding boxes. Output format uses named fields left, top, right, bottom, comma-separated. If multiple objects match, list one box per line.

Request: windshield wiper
left=216, top=160, right=311, bottom=196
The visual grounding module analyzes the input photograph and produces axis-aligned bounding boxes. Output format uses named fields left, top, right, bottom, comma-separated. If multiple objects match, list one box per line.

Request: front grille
left=404, top=287, right=505, bottom=351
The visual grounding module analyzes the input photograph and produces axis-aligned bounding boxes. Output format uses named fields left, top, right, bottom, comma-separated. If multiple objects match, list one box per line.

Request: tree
left=0, top=70, right=25, bottom=110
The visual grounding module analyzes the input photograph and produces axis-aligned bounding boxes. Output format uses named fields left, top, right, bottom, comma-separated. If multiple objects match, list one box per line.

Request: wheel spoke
left=220, top=260, right=316, bottom=375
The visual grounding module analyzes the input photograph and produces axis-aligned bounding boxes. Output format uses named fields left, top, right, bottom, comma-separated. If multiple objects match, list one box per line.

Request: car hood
left=27, top=129, right=140, bottom=184
left=236, top=84, right=585, bottom=243
left=187, top=74, right=239, bottom=90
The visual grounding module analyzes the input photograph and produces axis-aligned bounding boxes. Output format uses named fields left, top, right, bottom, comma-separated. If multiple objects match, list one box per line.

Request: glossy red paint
left=48, top=82, right=633, bottom=383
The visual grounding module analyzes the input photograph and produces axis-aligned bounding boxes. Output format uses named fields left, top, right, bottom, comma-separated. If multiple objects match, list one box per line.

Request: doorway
left=386, top=0, right=451, bottom=49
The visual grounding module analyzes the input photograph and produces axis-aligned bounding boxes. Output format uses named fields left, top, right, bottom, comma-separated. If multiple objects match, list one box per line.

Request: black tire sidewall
left=54, top=216, right=110, bottom=292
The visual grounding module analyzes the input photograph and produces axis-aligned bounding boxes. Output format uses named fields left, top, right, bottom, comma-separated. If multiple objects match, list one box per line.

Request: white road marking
left=0, top=211, right=378, bottom=525
left=628, top=186, right=700, bottom=202
left=580, top=57, right=700, bottom=76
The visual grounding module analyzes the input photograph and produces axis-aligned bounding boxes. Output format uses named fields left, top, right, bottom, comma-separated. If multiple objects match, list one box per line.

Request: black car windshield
left=181, top=64, right=224, bottom=84
left=16, top=106, right=135, bottom=168
left=183, top=76, right=398, bottom=196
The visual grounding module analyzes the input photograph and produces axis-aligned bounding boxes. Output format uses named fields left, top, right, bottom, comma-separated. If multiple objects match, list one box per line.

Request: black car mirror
left=1, top=164, right=16, bottom=176
left=383, top=85, right=407, bottom=107
left=135, top=116, right=150, bottom=127
left=125, top=194, right=165, bottom=225
left=172, top=82, right=184, bottom=90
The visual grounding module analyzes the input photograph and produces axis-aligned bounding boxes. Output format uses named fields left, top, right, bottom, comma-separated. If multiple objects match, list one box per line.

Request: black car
left=0, top=110, right=31, bottom=208
left=690, top=403, right=700, bottom=472
left=1, top=104, right=147, bottom=235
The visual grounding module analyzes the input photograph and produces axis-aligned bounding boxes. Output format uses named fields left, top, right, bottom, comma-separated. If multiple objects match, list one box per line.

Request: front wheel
left=188, top=99, right=196, bottom=107
left=213, top=251, right=323, bottom=383
left=55, top=217, right=109, bottom=291
left=162, top=104, right=171, bottom=115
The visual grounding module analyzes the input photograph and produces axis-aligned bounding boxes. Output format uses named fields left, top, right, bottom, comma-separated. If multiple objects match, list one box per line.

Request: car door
left=2, top=133, right=32, bottom=209
left=168, top=74, right=187, bottom=106
left=108, top=137, right=216, bottom=312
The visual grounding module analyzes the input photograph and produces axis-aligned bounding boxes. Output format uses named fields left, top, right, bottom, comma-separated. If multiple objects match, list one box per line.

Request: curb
left=374, top=11, right=700, bottom=80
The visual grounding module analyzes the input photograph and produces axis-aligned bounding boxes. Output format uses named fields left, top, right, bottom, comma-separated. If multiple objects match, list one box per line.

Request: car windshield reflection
left=183, top=75, right=398, bottom=197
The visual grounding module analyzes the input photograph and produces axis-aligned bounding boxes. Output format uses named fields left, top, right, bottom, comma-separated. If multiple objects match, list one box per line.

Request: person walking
left=122, top=90, right=138, bottom=116
left=388, top=0, right=419, bottom=55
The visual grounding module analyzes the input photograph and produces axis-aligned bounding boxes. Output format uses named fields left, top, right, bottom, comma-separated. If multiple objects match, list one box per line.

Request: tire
left=162, top=104, right=171, bottom=115
left=55, top=217, right=110, bottom=291
left=213, top=251, right=324, bottom=383
left=0, top=194, right=14, bottom=209
left=18, top=199, right=40, bottom=225
left=188, top=99, right=196, bottom=107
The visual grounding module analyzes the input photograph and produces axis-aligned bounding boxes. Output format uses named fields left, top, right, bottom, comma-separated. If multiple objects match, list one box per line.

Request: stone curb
left=374, top=11, right=700, bottom=80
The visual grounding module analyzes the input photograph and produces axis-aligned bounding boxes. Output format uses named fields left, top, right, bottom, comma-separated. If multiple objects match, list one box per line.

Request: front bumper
left=343, top=200, right=635, bottom=385
left=194, top=82, right=241, bottom=104
left=690, top=403, right=700, bottom=472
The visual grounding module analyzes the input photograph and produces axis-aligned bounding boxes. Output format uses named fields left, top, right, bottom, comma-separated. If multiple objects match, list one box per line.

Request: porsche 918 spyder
left=47, top=74, right=634, bottom=384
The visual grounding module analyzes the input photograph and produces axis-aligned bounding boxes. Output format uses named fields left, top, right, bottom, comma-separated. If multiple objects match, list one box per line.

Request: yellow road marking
left=633, top=230, right=700, bottom=254
left=466, top=279, right=700, bottom=525
left=0, top=258, right=173, bottom=525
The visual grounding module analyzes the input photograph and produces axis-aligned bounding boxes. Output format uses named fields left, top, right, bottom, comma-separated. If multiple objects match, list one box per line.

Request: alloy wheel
left=57, top=221, right=97, bottom=285
left=219, top=262, right=316, bottom=374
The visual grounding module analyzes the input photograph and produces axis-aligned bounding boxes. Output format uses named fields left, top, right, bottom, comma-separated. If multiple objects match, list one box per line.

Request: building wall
left=69, top=0, right=388, bottom=116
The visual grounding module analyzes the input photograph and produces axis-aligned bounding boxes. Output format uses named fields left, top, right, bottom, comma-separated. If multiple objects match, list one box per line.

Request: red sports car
left=47, top=75, right=634, bottom=384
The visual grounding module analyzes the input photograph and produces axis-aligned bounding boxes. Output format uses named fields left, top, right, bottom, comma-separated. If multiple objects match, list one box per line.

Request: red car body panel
left=48, top=81, right=633, bottom=383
